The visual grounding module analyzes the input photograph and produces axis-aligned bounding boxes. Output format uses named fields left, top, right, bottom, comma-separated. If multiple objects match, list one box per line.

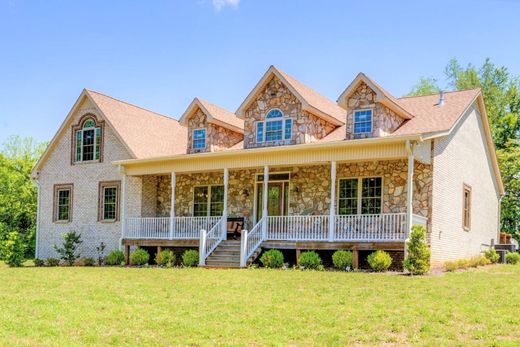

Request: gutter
left=34, top=175, right=41, bottom=259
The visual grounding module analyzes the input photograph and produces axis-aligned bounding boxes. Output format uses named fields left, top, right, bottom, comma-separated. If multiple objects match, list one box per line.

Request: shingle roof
left=197, top=98, right=244, bottom=130
left=87, top=90, right=187, bottom=158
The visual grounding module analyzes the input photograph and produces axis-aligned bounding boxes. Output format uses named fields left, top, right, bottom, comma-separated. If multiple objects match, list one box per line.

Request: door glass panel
left=256, top=182, right=288, bottom=219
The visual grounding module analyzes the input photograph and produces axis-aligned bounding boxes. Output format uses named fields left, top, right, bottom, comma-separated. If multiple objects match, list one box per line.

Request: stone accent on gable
left=346, top=82, right=405, bottom=139
left=243, top=76, right=336, bottom=148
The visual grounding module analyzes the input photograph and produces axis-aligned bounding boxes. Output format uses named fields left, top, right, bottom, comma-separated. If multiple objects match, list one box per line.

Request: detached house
left=32, top=66, right=504, bottom=268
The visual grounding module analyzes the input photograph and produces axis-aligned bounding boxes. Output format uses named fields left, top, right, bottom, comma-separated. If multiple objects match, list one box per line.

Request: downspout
left=119, top=165, right=127, bottom=251
left=34, top=174, right=41, bottom=259
left=404, top=140, right=415, bottom=262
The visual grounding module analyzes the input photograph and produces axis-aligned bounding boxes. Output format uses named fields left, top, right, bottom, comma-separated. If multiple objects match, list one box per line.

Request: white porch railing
left=266, top=215, right=330, bottom=241
left=125, top=216, right=220, bottom=240
left=199, top=215, right=227, bottom=266
left=240, top=216, right=265, bottom=267
left=173, top=216, right=221, bottom=239
left=335, top=213, right=406, bottom=241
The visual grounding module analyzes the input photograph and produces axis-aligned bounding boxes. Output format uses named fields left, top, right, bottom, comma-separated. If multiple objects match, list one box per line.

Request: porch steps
left=205, top=240, right=261, bottom=268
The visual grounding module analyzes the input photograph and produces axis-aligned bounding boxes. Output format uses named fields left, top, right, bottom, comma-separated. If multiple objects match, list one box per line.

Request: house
left=31, top=65, right=504, bottom=268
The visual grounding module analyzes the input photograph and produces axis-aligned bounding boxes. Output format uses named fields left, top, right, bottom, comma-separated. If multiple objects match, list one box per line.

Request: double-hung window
left=353, top=109, right=373, bottom=134
left=463, top=184, right=471, bottom=230
left=192, top=129, right=206, bottom=150
left=338, top=177, right=382, bottom=215
left=193, top=185, right=224, bottom=217
left=54, top=184, right=73, bottom=222
left=98, top=181, right=120, bottom=222
left=256, top=109, right=292, bottom=143
left=75, top=118, right=102, bottom=162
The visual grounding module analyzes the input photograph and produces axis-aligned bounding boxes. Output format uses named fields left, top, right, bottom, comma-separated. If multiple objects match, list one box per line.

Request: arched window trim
left=71, top=113, right=105, bottom=165
left=255, top=108, right=292, bottom=144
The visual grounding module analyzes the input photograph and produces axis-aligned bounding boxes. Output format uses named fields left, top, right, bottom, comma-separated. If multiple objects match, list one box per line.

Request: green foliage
left=484, top=248, right=500, bottom=264
left=182, top=250, right=199, bottom=267
left=299, top=251, right=322, bottom=270
left=155, top=250, right=175, bottom=267
left=505, top=252, right=520, bottom=265
left=332, top=250, right=353, bottom=270
left=407, top=77, right=441, bottom=96
left=404, top=225, right=431, bottom=275
left=260, top=249, right=284, bottom=268
left=96, top=242, right=106, bottom=266
left=130, top=248, right=150, bottom=266
left=33, top=258, right=45, bottom=267
left=1, top=231, right=26, bottom=267
left=497, top=147, right=520, bottom=239
left=45, top=258, right=60, bottom=266
left=54, top=231, right=82, bottom=266
left=367, top=250, right=392, bottom=272
left=105, top=250, right=125, bottom=266
left=81, top=257, right=96, bottom=266
left=445, top=256, right=491, bottom=272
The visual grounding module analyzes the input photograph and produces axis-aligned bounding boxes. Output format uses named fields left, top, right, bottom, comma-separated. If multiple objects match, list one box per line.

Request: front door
left=256, top=181, right=289, bottom=220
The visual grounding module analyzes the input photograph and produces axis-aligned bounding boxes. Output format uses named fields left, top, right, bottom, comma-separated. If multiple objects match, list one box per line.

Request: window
left=193, top=185, right=224, bottom=217
left=353, top=109, right=373, bottom=134
left=255, top=108, right=292, bottom=143
left=192, top=129, right=206, bottom=150
left=53, top=184, right=73, bottom=222
left=463, top=184, right=471, bottom=230
left=338, top=177, right=382, bottom=215
left=98, top=181, right=120, bottom=222
left=75, top=116, right=102, bottom=162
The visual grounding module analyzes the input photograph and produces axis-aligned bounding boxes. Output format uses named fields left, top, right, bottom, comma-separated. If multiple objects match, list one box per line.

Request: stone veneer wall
left=186, top=108, right=242, bottom=154
left=345, top=82, right=405, bottom=139
left=243, top=76, right=336, bottom=148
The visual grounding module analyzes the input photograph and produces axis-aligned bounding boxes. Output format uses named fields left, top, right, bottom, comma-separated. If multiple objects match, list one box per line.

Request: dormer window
left=256, top=108, right=292, bottom=143
left=73, top=115, right=103, bottom=163
left=353, top=109, right=373, bottom=134
left=192, top=128, right=207, bottom=150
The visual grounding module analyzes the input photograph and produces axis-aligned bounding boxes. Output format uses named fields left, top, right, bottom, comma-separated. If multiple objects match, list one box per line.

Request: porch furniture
left=227, top=217, right=245, bottom=239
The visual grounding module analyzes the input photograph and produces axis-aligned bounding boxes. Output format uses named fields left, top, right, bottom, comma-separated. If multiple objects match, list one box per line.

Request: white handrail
left=241, top=217, right=265, bottom=267
left=335, top=213, right=406, bottom=241
left=125, top=216, right=220, bottom=240
left=199, top=215, right=227, bottom=266
left=266, top=215, right=329, bottom=241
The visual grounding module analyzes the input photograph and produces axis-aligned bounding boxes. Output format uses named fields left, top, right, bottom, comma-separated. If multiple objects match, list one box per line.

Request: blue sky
left=1, top=0, right=519, bottom=144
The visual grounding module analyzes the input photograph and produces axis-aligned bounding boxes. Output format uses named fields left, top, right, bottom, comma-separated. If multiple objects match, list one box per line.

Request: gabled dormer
left=236, top=66, right=345, bottom=149
left=179, top=98, right=243, bottom=154
left=337, top=73, right=413, bottom=139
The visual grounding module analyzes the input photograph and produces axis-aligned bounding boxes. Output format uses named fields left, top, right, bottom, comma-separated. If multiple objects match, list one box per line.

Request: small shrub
left=130, top=248, right=149, bottom=266
left=105, top=250, right=125, bottom=266
left=299, top=251, right=322, bottom=270
left=82, top=257, right=96, bottom=266
left=34, top=258, right=45, bottom=267
left=182, top=250, right=199, bottom=267
left=260, top=249, right=284, bottom=268
left=505, top=252, right=520, bottom=265
left=1, top=231, right=26, bottom=267
left=46, top=258, right=60, bottom=266
left=96, top=242, right=106, bottom=266
left=155, top=250, right=175, bottom=267
left=444, top=260, right=457, bottom=272
left=444, top=256, right=490, bottom=271
left=367, top=250, right=392, bottom=272
left=404, top=225, right=431, bottom=275
left=54, top=231, right=82, bottom=266
left=332, top=250, right=353, bottom=270
left=484, top=248, right=500, bottom=263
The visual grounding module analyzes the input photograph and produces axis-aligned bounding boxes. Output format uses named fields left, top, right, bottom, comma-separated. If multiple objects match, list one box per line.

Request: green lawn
left=1, top=264, right=519, bottom=346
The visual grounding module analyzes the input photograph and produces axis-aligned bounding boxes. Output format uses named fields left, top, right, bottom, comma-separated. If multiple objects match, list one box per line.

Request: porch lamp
left=242, top=189, right=250, bottom=197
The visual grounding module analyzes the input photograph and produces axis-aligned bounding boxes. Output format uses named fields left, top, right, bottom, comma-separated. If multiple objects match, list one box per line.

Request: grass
left=1, top=264, right=519, bottom=346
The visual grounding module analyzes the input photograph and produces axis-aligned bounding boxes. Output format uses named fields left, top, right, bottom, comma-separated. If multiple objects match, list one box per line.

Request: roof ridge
left=398, top=88, right=481, bottom=100
left=197, top=97, right=236, bottom=114
left=86, top=89, right=179, bottom=122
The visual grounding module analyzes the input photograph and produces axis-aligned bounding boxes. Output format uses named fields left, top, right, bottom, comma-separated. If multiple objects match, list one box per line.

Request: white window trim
left=353, top=108, right=373, bottom=135
left=192, top=128, right=207, bottom=150
left=255, top=109, right=293, bottom=143
left=337, top=176, right=383, bottom=215
left=192, top=184, right=224, bottom=217
left=76, top=124, right=100, bottom=163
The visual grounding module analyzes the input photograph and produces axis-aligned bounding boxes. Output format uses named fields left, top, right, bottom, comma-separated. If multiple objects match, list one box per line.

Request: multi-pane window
left=98, top=181, right=120, bottom=222
left=463, top=184, right=471, bottom=230
left=353, top=109, right=373, bottom=134
left=54, top=184, right=73, bottom=222
left=192, top=129, right=206, bottom=150
left=255, top=108, right=292, bottom=143
left=75, top=118, right=101, bottom=162
left=338, top=177, right=382, bottom=215
left=193, top=185, right=224, bottom=217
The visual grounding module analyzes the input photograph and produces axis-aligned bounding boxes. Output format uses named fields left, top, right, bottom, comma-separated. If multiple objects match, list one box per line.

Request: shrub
left=332, top=250, right=353, bottom=270
left=45, top=257, right=60, bottom=266
left=367, top=250, right=392, bottom=272
left=105, top=250, right=125, bottom=266
left=505, top=252, right=520, bottom=265
left=54, top=231, right=82, bottom=266
left=484, top=248, right=500, bottom=263
left=34, top=258, right=45, bottom=267
left=404, top=225, right=431, bottom=275
left=299, top=251, right=322, bottom=270
left=444, top=256, right=490, bottom=271
left=182, top=250, right=199, bottom=267
left=260, top=249, right=284, bottom=268
left=130, top=248, right=149, bottom=266
left=1, top=231, right=26, bottom=267
left=82, top=257, right=96, bottom=266
left=96, top=242, right=106, bottom=266
left=156, top=250, right=175, bottom=267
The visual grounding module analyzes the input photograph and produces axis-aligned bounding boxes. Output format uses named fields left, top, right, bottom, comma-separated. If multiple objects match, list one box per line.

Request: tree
left=407, top=77, right=441, bottom=97
left=404, top=225, right=430, bottom=275
left=54, top=231, right=82, bottom=266
left=1, top=231, right=26, bottom=267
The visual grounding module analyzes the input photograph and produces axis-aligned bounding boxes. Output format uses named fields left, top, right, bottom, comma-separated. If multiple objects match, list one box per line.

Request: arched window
left=73, top=115, right=103, bottom=162
left=256, top=108, right=292, bottom=143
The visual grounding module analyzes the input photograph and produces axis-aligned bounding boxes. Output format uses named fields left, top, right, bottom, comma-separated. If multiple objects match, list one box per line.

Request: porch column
left=120, top=169, right=128, bottom=250
left=223, top=168, right=229, bottom=237
left=169, top=172, right=176, bottom=240
left=328, top=161, right=336, bottom=241
left=262, top=165, right=269, bottom=238
left=405, top=140, right=415, bottom=242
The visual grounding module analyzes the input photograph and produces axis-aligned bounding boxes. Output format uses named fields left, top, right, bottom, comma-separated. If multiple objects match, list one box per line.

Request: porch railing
left=240, top=216, right=265, bottom=267
left=199, top=215, right=227, bottom=266
left=335, top=213, right=406, bottom=241
left=125, top=216, right=220, bottom=240
left=266, top=215, right=330, bottom=241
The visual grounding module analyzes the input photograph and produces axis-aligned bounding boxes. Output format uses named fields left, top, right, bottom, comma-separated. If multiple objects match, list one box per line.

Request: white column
left=406, top=141, right=415, bottom=238
left=328, top=161, right=336, bottom=241
left=262, top=165, right=269, bottom=237
left=120, top=171, right=128, bottom=250
left=222, top=168, right=229, bottom=238
left=169, top=172, right=176, bottom=240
